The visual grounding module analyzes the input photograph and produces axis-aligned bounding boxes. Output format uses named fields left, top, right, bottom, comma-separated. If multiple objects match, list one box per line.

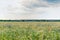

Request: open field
left=0, top=22, right=60, bottom=40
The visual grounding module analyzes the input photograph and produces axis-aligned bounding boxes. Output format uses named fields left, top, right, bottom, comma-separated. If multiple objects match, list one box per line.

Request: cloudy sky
left=0, top=0, right=60, bottom=20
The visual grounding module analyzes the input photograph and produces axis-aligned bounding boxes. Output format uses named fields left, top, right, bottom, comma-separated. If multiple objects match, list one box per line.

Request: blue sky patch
left=46, top=0, right=60, bottom=3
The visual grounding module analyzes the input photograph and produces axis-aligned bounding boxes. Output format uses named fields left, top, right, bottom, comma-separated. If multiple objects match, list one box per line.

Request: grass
left=0, top=22, right=60, bottom=40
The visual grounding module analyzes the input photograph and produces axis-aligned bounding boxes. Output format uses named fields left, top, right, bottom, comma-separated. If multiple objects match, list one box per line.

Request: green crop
left=0, top=22, right=60, bottom=40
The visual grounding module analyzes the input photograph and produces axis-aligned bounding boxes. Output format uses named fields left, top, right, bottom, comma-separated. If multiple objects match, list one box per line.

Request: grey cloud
left=22, top=0, right=47, bottom=8
left=22, top=0, right=60, bottom=9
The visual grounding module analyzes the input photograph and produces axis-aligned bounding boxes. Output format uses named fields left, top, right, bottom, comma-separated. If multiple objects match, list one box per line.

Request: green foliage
left=0, top=22, right=60, bottom=40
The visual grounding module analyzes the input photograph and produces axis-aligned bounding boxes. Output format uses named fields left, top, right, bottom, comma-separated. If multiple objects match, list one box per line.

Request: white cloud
left=19, top=7, right=60, bottom=20
left=0, top=0, right=60, bottom=20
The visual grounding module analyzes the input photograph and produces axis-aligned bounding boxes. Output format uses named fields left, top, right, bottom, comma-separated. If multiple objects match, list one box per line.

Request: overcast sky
left=0, top=0, right=60, bottom=20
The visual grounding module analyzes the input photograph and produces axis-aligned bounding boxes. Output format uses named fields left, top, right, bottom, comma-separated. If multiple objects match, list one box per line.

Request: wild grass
left=0, top=22, right=60, bottom=40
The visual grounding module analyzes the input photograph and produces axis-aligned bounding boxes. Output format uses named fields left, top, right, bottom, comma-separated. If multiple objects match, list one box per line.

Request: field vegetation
left=0, top=22, right=60, bottom=40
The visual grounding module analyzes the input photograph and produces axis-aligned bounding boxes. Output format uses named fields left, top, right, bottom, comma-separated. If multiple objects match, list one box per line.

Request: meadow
left=0, top=22, right=60, bottom=40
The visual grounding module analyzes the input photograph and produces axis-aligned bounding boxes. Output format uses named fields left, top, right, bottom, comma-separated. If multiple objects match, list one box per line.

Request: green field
left=0, top=22, right=60, bottom=40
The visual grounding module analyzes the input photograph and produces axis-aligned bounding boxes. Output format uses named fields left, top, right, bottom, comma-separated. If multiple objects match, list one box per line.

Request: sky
left=0, top=0, right=60, bottom=20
